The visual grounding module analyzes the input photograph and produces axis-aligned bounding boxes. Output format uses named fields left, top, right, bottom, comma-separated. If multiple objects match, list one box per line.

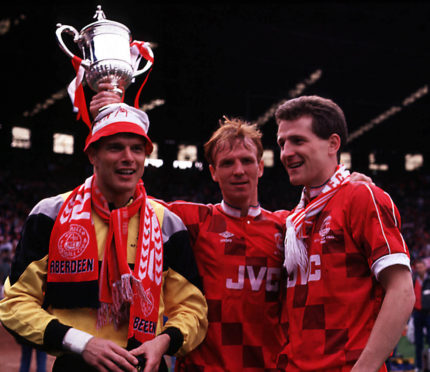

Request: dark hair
left=275, top=95, right=348, bottom=157
left=204, top=117, right=263, bottom=166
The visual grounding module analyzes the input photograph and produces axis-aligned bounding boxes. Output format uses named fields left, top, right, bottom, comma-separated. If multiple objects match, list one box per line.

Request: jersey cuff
left=161, top=326, right=184, bottom=355
left=44, top=319, right=72, bottom=350
left=371, top=253, right=411, bottom=280
left=62, top=328, right=94, bottom=354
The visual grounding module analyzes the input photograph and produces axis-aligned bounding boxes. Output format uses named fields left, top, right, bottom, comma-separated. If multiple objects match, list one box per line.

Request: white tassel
left=97, top=303, right=111, bottom=329
left=121, top=273, right=134, bottom=303
left=284, top=219, right=308, bottom=274
left=112, top=281, right=122, bottom=312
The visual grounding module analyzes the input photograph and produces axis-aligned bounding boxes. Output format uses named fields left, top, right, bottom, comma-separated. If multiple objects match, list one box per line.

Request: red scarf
left=47, top=176, right=163, bottom=344
left=284, top=165, right=350, bottom=274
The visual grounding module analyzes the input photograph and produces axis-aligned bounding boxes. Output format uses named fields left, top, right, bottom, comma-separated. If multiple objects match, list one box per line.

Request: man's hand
left=350, top=171, right=374, bottom=185
left=82, top=337, right=138, bottom=372
left=129, top=333, right=170, bottom=372
left=90, top=83, right=123, bottom=119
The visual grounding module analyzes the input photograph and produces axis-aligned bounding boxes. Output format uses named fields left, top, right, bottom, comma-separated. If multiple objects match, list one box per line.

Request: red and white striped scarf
left=48, top=175, right=163, bottom=344
left=284, top=165, right=350, bottom=274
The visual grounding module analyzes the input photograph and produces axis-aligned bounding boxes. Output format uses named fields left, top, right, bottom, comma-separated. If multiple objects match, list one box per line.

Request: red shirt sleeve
left=151, top=199, right=211, bottom=246
left=347, top=183, right=408, bottom=267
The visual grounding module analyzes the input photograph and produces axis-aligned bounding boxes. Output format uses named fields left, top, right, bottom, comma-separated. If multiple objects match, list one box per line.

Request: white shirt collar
left=220, top=200, right=261, bottom=218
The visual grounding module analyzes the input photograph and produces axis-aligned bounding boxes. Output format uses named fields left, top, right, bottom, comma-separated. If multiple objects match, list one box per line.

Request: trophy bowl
left=56, top=5, right=153, bottom=95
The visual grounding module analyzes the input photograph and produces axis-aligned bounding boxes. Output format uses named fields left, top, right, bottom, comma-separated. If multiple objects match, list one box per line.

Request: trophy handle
left=133, top=44, right=154, bottom=77
left=56, top=24, right=90, bottom=69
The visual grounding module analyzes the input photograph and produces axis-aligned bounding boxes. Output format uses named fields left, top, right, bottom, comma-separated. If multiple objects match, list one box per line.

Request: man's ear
left=328, top=133, right=341, bottom=155
left=87, top=147, right=96, bottom=166
left=258, top=159, right=264, bottom=178
left=209, top=164, right=218, bottom=182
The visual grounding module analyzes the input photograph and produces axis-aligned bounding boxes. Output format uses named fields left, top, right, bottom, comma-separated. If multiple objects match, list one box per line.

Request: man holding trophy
left=0, top=105, right=208, bottom=372
left=0, top=7, right=208, bottom=372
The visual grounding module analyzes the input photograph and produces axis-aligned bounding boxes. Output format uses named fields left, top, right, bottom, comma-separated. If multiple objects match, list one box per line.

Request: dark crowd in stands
left=1, top=163, right=430, bottom=291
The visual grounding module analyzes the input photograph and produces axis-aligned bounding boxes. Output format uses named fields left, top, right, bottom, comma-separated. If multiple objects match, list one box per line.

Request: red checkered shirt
left=277, top=182, right=410, bottom=371
left=163, top=200, right=288, bottom=371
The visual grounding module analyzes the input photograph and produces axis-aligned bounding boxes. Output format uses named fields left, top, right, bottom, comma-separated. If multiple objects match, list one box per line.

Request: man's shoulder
left=148, top=198, right=166, bottom=213
left=269, top=208, right=291, bottom=222
left=29, top=191, right=72, bottom=220
left=152, top=198, right=215, bottom=225
left=167, top=200, right=214, bottom=213
left=334, top=182, right=401, bottom=223
left=148, top=199, right=191, bottom=233
left=338, top=181, right=391, bottom=203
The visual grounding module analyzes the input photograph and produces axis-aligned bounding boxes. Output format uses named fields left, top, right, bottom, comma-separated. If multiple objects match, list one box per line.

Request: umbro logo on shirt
left=219, top=231, right=234, bottom=242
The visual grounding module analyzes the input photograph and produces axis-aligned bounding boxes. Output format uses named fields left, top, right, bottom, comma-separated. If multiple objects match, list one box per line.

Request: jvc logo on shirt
left=287, top=254, right=321, bottom=288
left=226, top=265, right=281, bottom=292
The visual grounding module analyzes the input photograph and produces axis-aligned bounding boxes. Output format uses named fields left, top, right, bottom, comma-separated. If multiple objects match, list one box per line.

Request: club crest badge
left=140, top=288, right=155, bottom=317
left=58, top=224, right=90, bottom=259
left=318, top=215, right=332, bottom=244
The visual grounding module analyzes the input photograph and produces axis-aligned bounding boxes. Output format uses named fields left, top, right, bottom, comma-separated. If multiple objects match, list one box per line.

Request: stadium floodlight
left=53, top=133, right=74, bottom=154
left=11, top=127, right=31, bottom=149
left=405, top=154, right=423, bottom=171
left=262, top=149, right=274, bottom=168
left=340, top=152, right=351, bottom=169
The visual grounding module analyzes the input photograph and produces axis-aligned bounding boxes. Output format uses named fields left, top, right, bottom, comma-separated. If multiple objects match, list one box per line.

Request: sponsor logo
left=287, top=254, right=321, bottom=288
left=219, top=231, right=234, bottom=243
left=58, top=224, right=89, bottom=259
left=226, top=265, right=281, bottom=292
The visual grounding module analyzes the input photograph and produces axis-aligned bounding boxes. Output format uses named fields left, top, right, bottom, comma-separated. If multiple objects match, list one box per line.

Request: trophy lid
left=80, top=5, right=131, bottom=36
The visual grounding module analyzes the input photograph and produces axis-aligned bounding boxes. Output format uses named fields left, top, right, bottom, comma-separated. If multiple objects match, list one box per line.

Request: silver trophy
left=56, top=5, right=153, bottom=95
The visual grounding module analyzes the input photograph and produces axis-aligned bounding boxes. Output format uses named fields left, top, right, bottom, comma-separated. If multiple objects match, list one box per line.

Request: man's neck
left=106, top=195, right=133, bottom=209
left=305, top=182, right=329, bottom=201
left=305, top=164, right=340, bottom=201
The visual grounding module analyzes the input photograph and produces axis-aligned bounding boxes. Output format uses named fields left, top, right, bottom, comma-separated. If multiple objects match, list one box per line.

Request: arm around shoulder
left=157, top=205, right=208, bottom=356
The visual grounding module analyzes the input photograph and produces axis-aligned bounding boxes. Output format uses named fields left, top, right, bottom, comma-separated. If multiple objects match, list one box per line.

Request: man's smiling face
left=277, top=115, right=337, bottom=187
left=209, top=138, right=264, bottom=209
left=88, top=133, right=147, bottom=207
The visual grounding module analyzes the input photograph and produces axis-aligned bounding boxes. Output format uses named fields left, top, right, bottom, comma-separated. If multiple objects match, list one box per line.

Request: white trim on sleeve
left=62, top=328, right=94, bottom=354
left=371, top=253, right=411, bottom=281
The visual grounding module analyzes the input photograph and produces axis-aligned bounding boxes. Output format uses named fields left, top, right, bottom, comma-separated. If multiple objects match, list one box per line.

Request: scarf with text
left=284, top=165, right=350, bottom=274
left=47, top=175, right=163, bottom=344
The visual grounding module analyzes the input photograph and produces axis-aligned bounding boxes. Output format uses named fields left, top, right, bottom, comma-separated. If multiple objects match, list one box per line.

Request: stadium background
left=1, top=1, right=429, bottom=371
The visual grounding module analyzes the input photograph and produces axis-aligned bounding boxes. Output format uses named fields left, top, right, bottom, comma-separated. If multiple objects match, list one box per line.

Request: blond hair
left=204, top=116, right=263, bottom=166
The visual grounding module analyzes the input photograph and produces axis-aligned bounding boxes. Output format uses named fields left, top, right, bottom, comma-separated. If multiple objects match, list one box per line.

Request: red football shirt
left=163, top=200, right=288, bottom=371
left=277, top=182, right=410, bottom=371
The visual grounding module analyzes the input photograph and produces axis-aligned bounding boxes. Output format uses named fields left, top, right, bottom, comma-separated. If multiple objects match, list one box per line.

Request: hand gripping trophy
left=56, top=5, right=154, bottom=125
